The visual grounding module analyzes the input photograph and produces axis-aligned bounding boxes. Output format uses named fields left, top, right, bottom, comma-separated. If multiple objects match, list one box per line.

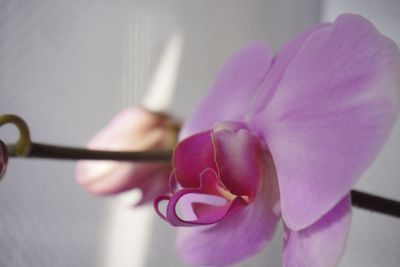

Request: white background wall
left=0, top=1, right=398, bottom=266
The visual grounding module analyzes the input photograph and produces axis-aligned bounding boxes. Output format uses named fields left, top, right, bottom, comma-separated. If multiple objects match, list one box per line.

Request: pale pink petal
left=251, top=14, right=400, bottom=230
left=180, top=43, right=273, bottom=139
left=283, top=195, right=351, bottom=267
left=134, top=167, right=170, bottom=206
left=177, top=153, right=280, bottom=266
left=76, top=107, right=174, bottom=204
left=252, top=23, right=328, bottom=113
left=77, top=162, right=167, bottom=196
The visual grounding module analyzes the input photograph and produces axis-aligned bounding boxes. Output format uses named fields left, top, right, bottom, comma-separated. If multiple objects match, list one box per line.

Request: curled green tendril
left=0, top=114, right=31, bottom=157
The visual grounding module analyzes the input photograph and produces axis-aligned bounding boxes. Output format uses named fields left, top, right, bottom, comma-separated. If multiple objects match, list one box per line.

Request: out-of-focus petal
left=251, top=14, right=400, bottom=230
left=173, top=131, right=217, bottom=188
left=134, top=167, right=170, bottom=206
left=180, top=43, right=273, bottom=139
left=177, top=153, right=280, bottom=266
left=76, top=107, right=177, bottom=204
left=212, top=123, right=264, bottom=199
left=283, top=195, right=351, bottom=267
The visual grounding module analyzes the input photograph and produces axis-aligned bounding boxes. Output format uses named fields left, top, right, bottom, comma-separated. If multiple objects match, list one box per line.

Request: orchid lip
left=155, top=168, right=250, bottom=227
left=217, top=186, right=250, bottom=203
left=155, top=124, right=267, bottom=228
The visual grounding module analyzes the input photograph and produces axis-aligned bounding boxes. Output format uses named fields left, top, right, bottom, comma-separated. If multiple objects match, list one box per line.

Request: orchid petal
left=180, top=43, right=273, bottom=139
left=156, top=169, right=247, bottom=227
left=252, top=23, right=328, bottom=113
left=77, top=162, right=167, bottom=195
left=251, top=14, right=400, bottom=229
left=283, top=195, right=351, bottom=267
left=134, top=168, right=170, bottom=206
left=212, top=123, right=264, bottom=199
left=173, top=131, right=217, bottom=188
left=76, top=107, right=172, bottom=204
left=165, top=191, right=246, bottom=227
left=177, top=153, right=280, bottom=266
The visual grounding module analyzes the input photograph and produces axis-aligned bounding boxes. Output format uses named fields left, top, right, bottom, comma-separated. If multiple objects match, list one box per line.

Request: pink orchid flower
left=155, top=14, right=400, bottom=266
left=76, top=107, right=179, bottom=205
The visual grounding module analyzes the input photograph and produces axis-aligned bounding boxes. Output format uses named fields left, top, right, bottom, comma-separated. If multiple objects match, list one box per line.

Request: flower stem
left=0, top=114, right=31, bottom=156
left=2, top=114, right=399, bottom=219
left=2, top=122, right=399, bottom=219
left=8, top=142, right=172, bottom=162
left=350, top=190, right=400, bottom=218
left=6, top=142, right=400, bottom=218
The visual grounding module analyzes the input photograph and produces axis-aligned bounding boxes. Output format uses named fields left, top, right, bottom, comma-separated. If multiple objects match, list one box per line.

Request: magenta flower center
left=155, top=122, right=267, bottom=227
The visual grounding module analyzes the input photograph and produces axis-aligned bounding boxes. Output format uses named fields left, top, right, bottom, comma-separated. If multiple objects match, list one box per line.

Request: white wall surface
left=0, top=1, right=398, bottom=266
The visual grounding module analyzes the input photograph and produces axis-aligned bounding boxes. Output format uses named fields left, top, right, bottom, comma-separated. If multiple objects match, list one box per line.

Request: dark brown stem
left=9, top=142, right=172, bottom=162
left=351, top=190, right=400, bottom=218
left=6, top=142, right=400, bottom=218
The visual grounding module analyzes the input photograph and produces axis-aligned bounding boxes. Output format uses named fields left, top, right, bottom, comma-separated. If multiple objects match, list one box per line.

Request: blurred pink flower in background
left=155, top=14, right=400, bottom=266
left=76, top=107, right=179, bottom=205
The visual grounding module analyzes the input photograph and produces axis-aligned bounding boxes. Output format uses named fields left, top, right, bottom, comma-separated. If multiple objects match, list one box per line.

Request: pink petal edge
left=176, top=153, right=280, bottom=266
left=283, top=195, right=351, bottom=267
left=180, top=43, right=273, bottom=139
left=251, top=14, right=400, bottom=230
